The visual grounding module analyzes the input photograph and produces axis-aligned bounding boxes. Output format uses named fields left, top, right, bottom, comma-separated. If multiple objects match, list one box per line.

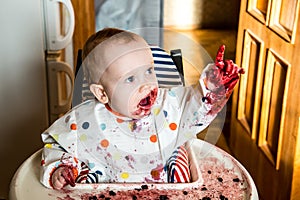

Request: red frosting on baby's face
left=98, top=39, right=159, bottom=119
left=132, top=88, right=158, bottom=118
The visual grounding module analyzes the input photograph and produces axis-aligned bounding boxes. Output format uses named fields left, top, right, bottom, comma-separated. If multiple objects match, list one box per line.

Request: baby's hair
left=82, top=28, right=145, bottom=85
left=82, top=28, right=137, bottom=60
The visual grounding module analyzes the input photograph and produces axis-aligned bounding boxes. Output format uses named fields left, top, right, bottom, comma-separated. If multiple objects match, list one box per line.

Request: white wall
left=0, top=0, right=49, bottom=198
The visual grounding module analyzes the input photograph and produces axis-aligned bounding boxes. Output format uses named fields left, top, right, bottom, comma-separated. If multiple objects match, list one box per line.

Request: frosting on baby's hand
left=51, top=166, right=76, bottom=189
left=206, top=45, right=244, bottom=92
left=202, top=45, right=244, bottom=114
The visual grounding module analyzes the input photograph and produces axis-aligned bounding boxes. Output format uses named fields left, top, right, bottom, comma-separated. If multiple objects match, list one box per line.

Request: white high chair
left=9, top=46, right=259, bottom=200
left=9, top=139, right=258, bottom=199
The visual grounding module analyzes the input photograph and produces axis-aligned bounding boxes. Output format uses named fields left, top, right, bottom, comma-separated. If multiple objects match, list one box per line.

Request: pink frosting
left=57, top=158, right=250, bottom=200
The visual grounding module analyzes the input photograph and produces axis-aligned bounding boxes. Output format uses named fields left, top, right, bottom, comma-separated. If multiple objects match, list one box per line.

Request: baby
left=40, top=28, right=243, bottom=189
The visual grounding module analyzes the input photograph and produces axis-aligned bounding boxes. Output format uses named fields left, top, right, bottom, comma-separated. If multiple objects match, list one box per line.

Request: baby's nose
left=138, top=84, right=151, bottom=92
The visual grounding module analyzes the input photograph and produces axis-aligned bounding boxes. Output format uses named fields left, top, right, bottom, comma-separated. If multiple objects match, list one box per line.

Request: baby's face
left=101, top=42, right=158, bottom=119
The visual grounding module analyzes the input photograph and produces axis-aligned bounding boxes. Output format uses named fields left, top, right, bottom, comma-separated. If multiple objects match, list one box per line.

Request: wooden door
left=230, top=0, right=300, bottom=199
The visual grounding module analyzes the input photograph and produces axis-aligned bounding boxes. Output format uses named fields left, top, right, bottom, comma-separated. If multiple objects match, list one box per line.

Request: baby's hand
left=204, top=45, right=244, bottom=104
left=214, top=45, right=244, bottom=91
left=51, top=166, right=76, bottom=190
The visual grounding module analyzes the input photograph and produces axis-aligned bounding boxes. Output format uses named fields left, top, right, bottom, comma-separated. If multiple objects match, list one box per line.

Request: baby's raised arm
left=163, top=45, right=244, bottom=151
left=201, top=45, right=244, bottom=115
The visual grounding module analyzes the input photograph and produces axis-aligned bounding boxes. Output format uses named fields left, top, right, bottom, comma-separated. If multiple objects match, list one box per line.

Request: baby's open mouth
left=139, top=95, right=152, bottom=109
left=133, top=88, right=158, bottom=116
left=138, top=90, right=156, bottom=109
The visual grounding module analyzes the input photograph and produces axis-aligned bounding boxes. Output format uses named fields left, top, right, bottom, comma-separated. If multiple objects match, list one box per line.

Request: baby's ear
left=90, top=84, right=109, bottom=104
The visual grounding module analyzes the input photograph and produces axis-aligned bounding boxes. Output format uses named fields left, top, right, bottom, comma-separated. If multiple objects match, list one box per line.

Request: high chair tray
left=9, top=139, right=258, bottom=200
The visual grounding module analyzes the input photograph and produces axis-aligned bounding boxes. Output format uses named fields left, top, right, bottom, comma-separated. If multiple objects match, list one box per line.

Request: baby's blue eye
left=146, top=67, right=153, bottom=74
left=126, top=76, right=135, bottom=83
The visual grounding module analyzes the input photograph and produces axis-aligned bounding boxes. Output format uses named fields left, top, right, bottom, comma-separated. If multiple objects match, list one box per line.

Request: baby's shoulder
left=60, top=99, right=104, bottom=122
left=67, top=99, right=102, bottom=113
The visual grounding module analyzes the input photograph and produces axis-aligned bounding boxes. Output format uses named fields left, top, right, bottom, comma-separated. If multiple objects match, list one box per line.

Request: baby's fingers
left=225, top=78, right=240, bottom=94
left=215, top=45, right=225, bottom=68
left=62, top=167, right=76, bottom=187
left=224, top=60, right=245, bottom=77
left=52, top=174, right=67, bottom=190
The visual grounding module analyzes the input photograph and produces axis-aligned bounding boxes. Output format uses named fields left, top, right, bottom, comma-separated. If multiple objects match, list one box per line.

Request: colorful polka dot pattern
left=40, top=65, right=227, bottom=184
left=82, top=122, right=89, bottom=129
left=79, top=134, right=87, bottom=141
left=120, top=172, right=129, bottom=179
left=169, top=123, right=177, bottom=130
left=58, top=95, right=185, bottom=183
left=150, top=134, right=157, bottom=143
left=100, top=123, right=106, bottom=130
left=100, top=139, right=109, bottom=148
left=70, top=123, right=77, bottom=130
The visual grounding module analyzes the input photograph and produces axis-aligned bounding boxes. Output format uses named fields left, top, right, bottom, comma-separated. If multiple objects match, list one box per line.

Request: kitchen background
left=0, top=0, right=240, bottom=199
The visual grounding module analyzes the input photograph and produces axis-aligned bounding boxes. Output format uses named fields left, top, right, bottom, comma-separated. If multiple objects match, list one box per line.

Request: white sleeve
left=169, top=63, right=229, bottom=147
left=39, top=111, right=81, bottom=188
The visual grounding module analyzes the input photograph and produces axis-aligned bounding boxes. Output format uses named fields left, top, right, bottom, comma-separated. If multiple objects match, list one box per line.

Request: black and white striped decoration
left=151, top=46, right=183, bottom=88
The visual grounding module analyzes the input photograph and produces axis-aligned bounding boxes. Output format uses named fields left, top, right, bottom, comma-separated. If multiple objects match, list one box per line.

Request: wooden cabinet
left=71, top=0, right=95, bottom=67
